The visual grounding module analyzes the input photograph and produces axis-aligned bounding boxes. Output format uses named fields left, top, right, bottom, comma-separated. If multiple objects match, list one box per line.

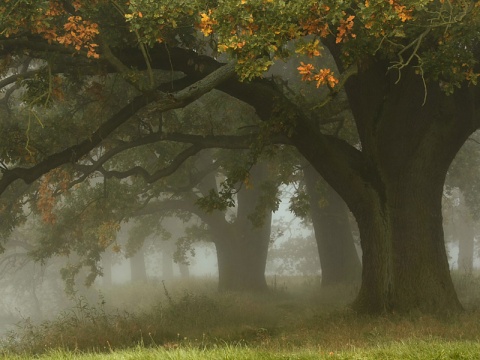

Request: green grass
left=2, top=274, right=480, bottom=359
left=3, top=340, right=480, bottom=359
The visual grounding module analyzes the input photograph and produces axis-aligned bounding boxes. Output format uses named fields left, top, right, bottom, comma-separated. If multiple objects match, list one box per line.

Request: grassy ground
left=4, top=341, right=480, bottom=359
left=2, top=274, right=480, bottom=359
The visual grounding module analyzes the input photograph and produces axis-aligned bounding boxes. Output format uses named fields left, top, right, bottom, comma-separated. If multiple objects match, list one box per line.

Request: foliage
left=268, top=233, right=320, bottom=276
left=0, top=0, right=479, bottom=315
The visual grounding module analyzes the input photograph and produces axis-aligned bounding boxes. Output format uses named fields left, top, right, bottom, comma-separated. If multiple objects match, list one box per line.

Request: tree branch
left=0, top=61, right=238, bottom=196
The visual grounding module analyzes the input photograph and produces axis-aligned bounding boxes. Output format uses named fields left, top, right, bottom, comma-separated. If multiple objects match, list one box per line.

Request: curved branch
left=0, top=61, right=237, bottom=196
left=0, top=69, right=40, bottom=89
left=72, top=132, right=291, bottom=183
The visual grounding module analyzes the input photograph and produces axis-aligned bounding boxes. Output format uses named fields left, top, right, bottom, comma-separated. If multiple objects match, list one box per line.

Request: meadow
left=2, top=274, right=480, bottom=359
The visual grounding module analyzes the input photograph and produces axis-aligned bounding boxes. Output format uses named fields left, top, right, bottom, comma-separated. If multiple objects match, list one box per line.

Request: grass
left=2, top=274, right=480, bottom=359
left=3, top=341, right=480, bottom=359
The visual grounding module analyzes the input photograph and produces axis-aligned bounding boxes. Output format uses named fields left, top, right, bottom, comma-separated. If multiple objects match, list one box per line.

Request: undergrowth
left=2, top=273, right=480, bottom=356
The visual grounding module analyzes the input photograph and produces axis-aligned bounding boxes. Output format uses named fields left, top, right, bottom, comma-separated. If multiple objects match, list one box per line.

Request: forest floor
left=2, top=274, right=480, bottom=359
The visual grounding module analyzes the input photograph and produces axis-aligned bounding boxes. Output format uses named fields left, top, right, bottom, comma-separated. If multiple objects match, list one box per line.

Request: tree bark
left=291, top=52, right=478, bottom=313
left=303, top=165, right=361, bottom=286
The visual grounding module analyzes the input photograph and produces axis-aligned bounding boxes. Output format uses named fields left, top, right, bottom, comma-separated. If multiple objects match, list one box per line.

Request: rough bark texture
left=303, top=165, right=361, bottom=286
left=291, top=51, right=478, bottom=313
left=344, top=62, right=472, bottom=314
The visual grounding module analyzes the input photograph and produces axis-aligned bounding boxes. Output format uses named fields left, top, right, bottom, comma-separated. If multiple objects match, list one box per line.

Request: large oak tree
left=1, top=0, right=480, bottom=314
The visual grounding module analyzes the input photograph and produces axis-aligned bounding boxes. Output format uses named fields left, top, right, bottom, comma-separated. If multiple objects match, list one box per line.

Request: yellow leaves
left=217, top=35, right=246, bottom=52
left=296, top=39, right=322, bottom=58
left=297, top=62, right=338, bottom=88
left=198, top=10, right=217, bottom=37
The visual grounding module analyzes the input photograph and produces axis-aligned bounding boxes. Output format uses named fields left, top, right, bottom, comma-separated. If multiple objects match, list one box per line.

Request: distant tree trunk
left=456, top=196, right=475, bottom=274
left=178, top=262, right=190, bottom=278
left=199, top=162, right=272, bottom=292
left=130, top=247, right=147, bottom=282
left=162, top=249, right=174, bottom=280
left=303, top=165, right=361, bottom=286
left=213, top=213, right=271, bottom=292
left=458, top=221, right=474, bottom=274
left=101, top=250, right=113, bottom=287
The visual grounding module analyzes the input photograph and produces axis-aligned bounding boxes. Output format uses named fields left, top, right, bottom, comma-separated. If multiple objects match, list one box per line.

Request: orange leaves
left=37, top=173, right=57, bottom=225
left=56, top=16, right=100, bottom=58
left=389, top=0, right=413, bottom=22
left=336, top=14, right=356, bottom=43
left=37, top=169, right=72, bottom=225
left=297, top=62, right=338, bottom=88
left=297, top=62, right=315, bottom=81
left=302, top=19, right=330, bottom=38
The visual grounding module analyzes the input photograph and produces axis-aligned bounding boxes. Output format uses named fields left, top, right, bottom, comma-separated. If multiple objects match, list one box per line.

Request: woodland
left=0, top=3, right=480, bottom=356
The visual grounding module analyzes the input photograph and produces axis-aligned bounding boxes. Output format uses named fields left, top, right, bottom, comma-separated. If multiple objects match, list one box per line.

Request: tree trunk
left=353, top=172, right=463, bottom=313
left=456, top=197, right=475, bottom=274
left=202, top=162, right=272, bottom=292
left=346, top=65, right=472, bottom=314
left=292, top=52, right=477, bottom=313
left=162, top=249, right=174, bottom=280
left=178, top=262, right=190, bottom=278
left=130, top=247, right=147, bottom=282
left=303, top=165, right=361, bottom=286
left=214, top=219, right=270, bottom=292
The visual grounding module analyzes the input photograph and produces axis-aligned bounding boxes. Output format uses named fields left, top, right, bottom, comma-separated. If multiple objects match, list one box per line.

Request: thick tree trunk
left=344, top=65, right=471, bottom=314
left=303, top=165, right=361, bottom=286
left=214, top=226, right=270, bottom=292
left=292, top=50, right=478, bottom=313
left=203, top=162, right=272, bottom=292
left=353, top=173, right=462, bottom=313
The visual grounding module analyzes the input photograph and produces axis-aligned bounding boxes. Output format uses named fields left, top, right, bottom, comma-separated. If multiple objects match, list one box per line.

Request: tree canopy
left=1, top=0, right=480, bottom=314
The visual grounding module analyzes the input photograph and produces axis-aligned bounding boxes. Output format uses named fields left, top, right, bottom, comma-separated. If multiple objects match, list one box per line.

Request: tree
left=139, top=153, right=278, bottom=292
left=1, top=0, right=479, bottom=314
left=303, top=165, right=361, bottom=286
